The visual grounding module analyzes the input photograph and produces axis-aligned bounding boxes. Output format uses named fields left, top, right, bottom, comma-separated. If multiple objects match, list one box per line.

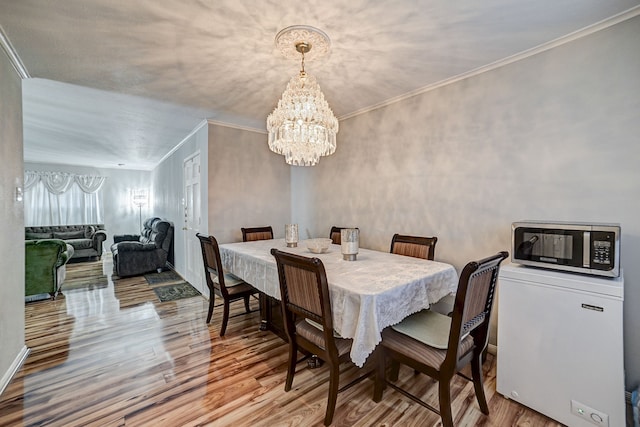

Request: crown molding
left=339, top=5, right=640, bottom=121
left=0, top=25, right=30, bottom=79
left=154, top=119, right=209, bottom=169
left=206, top=119, right=267, bottom=134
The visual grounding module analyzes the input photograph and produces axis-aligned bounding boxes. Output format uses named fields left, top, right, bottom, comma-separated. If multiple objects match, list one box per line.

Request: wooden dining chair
left=271, top=248, right=367, bottom=426
left=196, top=233, right=259, bottom=336
left=329, top=226, right=359, bottom=245
left=390, top=233, right=438, bottom=260
left=373, top=251, right=509, bottom=427
left=241, top=226, right=274, bottom=242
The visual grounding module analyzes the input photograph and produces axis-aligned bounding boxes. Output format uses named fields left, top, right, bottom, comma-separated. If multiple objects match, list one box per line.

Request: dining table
left=218, top=238, right=459, bottom=367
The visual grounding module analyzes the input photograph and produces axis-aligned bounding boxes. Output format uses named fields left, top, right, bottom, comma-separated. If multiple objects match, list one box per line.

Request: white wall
left=293, top=16, right=640, bottom=389
left=24, top=163, right=151, bottom=248
left=207, top=123, right=290, bottom=244
left=0, top=43, right=26, bottom=392
left=152, top=121, right=209, bottom=276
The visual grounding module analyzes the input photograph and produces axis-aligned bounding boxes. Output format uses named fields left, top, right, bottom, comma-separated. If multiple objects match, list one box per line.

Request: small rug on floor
left=153, top=282, right=201, bottom=302
left=144, top=270, right=183, bottom=285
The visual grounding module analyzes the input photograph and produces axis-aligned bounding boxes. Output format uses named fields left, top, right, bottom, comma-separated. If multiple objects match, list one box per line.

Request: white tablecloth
left=219, top=239, right=458, bottom=367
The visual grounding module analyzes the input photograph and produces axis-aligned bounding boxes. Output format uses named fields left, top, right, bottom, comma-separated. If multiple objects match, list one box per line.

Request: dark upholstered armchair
left=110, top=217, right=174, bottom=277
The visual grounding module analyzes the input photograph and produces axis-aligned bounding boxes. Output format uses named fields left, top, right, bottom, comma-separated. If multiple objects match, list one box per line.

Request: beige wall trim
left=339, top=5, right=640, bottom=121
left=0, top=346, right=30, bottom=397
left=0, top=25, right=29, bottom=79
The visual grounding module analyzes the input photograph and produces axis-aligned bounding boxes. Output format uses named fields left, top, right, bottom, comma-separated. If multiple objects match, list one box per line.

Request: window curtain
left=23, top=171, right=106, bottom=226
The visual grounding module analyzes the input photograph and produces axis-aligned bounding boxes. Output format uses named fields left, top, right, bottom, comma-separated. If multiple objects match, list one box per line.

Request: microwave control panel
left=591, top=231, right=615, bottom=269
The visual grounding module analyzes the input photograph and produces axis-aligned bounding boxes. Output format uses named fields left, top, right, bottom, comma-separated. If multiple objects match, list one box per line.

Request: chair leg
left=324, top=363, right=340, bottom=426
left=471, top=352, right=489, bottom=414
left=373, top=348, right=386, bottom=402
left=220, top=300, right=230, bottom=336
left=244, top=295, right=251, bottom=313
left=206, top=292, right=215, bottom=323
left=284, top=342, right=297, bottom=392
left=438, top=379, right=454, bottom=427
left=389, top=359, right=400, bottom=382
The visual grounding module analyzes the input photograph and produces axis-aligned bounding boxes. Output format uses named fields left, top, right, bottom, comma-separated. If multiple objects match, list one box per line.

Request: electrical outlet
left=571, top=399, right=609, bottom=426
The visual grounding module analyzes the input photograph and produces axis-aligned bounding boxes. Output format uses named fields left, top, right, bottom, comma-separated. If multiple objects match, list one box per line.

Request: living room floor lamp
left=131, top=189, right=149, bottom=232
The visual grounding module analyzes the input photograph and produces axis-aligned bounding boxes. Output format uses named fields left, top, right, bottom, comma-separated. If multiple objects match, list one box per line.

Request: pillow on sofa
left=26, top=232, right=53, bottom=239
left=53, top=230, right=85, bottom=240
left=84, top=225, right=96, bottom=239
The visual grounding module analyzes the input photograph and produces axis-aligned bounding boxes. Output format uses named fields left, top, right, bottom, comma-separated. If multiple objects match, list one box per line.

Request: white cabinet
left=497, top=264, right=625, bottom=427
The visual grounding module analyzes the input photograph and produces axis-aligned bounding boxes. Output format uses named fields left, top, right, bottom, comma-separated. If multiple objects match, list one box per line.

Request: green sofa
left=25, top=239, right=74, bottom=300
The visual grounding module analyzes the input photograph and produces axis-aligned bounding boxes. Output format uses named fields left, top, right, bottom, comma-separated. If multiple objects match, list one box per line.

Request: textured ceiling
left=1, top=0, right=638, bottom=170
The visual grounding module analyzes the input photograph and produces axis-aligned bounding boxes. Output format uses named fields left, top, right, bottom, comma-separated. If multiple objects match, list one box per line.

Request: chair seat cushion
left=213, top=271, right=245, bottom=287
left=304, top=318, right=343, bottom=338
left=296, top=319, right=352, bottom=356
left=391, top=309, right=453, bottom=349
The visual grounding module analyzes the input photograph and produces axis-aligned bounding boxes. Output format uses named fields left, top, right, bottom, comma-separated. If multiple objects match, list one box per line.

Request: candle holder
left=285, top=224, right=299, bottom=248
left=341, top=228, right=359, bottom=261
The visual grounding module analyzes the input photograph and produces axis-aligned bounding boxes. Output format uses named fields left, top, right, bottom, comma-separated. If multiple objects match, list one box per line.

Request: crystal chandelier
left=267, top=26, right=338, bottom=166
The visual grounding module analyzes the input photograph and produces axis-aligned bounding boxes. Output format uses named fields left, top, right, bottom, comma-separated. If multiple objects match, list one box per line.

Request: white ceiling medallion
left=274, top=25, right=331, bottom=62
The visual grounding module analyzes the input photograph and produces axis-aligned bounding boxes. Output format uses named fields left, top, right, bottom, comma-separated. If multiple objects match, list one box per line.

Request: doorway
left=183, top=152, right=203, bottom=294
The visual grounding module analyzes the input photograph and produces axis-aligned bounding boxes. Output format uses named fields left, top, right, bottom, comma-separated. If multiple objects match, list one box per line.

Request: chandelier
left=267, top=26, right=338, bottom=166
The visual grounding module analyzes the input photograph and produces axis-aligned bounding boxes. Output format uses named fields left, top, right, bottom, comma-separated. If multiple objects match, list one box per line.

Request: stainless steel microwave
left=511, top=221, right=620, bottom=277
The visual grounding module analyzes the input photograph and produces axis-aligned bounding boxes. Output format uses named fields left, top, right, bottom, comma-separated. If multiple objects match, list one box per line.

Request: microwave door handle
left=583, top=231, right=590, bottom=267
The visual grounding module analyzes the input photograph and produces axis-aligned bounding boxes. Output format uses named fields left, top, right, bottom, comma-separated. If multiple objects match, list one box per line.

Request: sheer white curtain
left=24, top=171, right=106, bottom=226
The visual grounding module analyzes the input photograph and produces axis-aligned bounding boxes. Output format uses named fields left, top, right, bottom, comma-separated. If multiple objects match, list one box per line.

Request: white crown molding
left=154, top=119, right=209, bottom=169
left=0, top=25, right=30, bottom=79
left=206, top=119, right=267, bottom=134
left=339, top=5, right=640, bottom=121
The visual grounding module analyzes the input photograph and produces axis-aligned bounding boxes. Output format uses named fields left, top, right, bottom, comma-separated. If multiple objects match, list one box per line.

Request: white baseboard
left=488, top=343, right=497, bottom=356
left=0, top=346, right=30, bottom=397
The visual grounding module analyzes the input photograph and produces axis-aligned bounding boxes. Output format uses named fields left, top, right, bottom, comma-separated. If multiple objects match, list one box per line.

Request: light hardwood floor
left=0, top=257, right=563, bottom=426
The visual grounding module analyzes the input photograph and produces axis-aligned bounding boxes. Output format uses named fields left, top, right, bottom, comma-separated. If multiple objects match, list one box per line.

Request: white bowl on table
left=305, top=238, right=332, bottom=254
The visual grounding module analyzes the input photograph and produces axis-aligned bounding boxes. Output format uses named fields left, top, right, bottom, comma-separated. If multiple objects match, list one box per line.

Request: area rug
left=144, top=270, right=183, bottom=285
left=153, top=282, right=201, bottom=302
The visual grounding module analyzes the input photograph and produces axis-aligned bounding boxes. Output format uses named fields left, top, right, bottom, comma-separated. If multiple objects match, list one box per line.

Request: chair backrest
left=241, top=226, right=274, bottom=242
left=446, top=251, right=509, bottom=365
left=271, top=249, right=338, bottom=353
left=196, top=233, right=229, bottom=297
left=329, top=226, right=359, bottom=245
left=329, top=226, right=343, bottom=245
left=390, top=234, right=438, bottom=260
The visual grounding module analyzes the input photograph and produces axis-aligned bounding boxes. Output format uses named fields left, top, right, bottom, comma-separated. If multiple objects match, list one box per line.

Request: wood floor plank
left=0, top=257, right=564, bottom=426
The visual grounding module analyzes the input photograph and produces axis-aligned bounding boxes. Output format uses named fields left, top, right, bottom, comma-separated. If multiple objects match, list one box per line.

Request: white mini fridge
left=497, top=264, right=625, bottom=427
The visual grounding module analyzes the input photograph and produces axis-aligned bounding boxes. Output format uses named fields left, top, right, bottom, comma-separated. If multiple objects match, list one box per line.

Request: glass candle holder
left=341, top=228, right=359, bottom=261
left=285, top=224, right=299, bottom=248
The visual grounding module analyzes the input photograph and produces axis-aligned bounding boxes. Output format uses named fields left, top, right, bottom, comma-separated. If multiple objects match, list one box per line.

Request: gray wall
left=0, top=43, right=25, bottom=388
left=24, top=163, right=151, bottom=248
left=293, top=16, right=640, bottom=389
left=207, top=123, right=291, bottom=243
left=152, top=122, right=209, bottom=276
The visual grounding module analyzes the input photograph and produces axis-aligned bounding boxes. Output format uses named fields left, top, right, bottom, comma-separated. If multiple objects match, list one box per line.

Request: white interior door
left=183, top=153, right=203, bottom=294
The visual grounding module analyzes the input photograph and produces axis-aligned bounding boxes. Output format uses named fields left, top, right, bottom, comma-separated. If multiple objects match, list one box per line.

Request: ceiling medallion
left=267, top=25, right=338, bottom=167
left=274, top=25, right=331, bottom=62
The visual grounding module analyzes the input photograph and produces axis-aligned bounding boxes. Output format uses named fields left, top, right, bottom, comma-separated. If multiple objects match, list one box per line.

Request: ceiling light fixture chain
left=267, top=26, right=338, bottom=166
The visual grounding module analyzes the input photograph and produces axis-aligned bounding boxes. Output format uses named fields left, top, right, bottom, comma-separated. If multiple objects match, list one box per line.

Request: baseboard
left=487, top=343, right=497, bottom=356
left=0, top=345, right=30, bottom=397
